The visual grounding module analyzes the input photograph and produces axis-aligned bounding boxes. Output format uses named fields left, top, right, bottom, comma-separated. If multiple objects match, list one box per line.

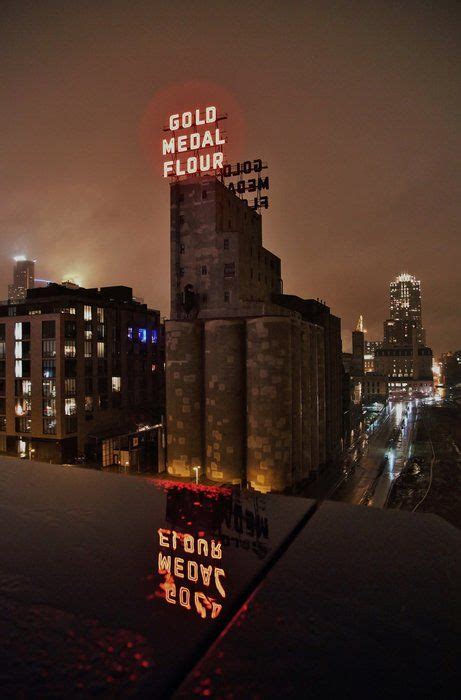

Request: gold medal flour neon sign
left=162, top=106, right=226, bottom=178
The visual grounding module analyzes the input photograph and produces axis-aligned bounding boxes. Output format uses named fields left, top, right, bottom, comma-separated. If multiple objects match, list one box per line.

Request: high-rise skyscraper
left=362, top=271, right=433, bottom=401
left=8, top=257, right=35, bottom=303
left=384, top=272, right=425, bottom=346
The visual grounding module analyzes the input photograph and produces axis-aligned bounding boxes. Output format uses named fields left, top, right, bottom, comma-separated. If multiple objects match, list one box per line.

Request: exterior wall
left=362, top=375, right=388, bottom=401
left=315, top=326, right=327, bottom=466
left=374, top=346, right=433, bottom=380
left=272, top=295, right=341, bottom=465
left=165, top=320, right=202, bottom=478
left=351, top=330, right=365, bottom=376
left=170, top=176, right=281, bottom=320
left=246, top=317, right=295, bottom=492
left=165, top=315, right=324, bottom=492
left=204, top=319, right=245, bottom=483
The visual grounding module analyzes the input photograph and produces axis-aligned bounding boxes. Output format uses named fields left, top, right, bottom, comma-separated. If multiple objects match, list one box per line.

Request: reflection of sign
left=223, top=158, right=270, bottom=210
left=162, top=106, right=226, bottom=178
left=156, top=528, right=226, bottom=620
left=221, top=494, right=270, bottom=559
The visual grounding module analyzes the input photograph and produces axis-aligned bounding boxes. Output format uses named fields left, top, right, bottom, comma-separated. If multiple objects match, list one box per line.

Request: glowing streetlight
left=192, top=465, right=201, bottom=485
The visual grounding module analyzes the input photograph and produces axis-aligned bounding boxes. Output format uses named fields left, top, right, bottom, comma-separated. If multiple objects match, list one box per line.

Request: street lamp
left=192, top=465, right=201, bottom=485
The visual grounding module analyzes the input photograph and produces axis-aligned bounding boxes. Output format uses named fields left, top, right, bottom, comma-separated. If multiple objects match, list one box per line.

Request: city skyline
left=1, top=2, right=460, bottom=356
left=0, top=253, right=438, bottom=354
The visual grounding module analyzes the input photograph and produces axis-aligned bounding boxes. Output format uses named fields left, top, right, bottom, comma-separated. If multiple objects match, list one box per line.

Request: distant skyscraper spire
left=356, top=315, right=365, bottom=332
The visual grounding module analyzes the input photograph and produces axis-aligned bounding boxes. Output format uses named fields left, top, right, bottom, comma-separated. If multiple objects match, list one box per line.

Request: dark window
left=22, top=322, right=31, bottom=340
left=15, top=416, right=31, bottom=433
left=65, top=415, right=77, bottom=433
left=202, top=190, right=207, bottom=199
left=180, top=267, right=185, bottom=277
left=64, top=359, right=77, bottom=378
left=42, top=320, right=56, bottom=339
left=202, top=294, right=208, bottom=306
left=224, top=262, right=235, bottom=278
left=21, top=341, right=31, bottom=359
left=224, top=291, right=230, bottom=303
left=65, top=321, right=77, bottom=338
left=201, top=265, right=208, bottom=276
left=65, top=378, right=76, bottom=396
left=0, top=324, right=5, bottom=341
left=224, top=239, right=229, bottom=250
left=21, top=360, right=31, bottom=378
left=180, top=243, right=185, bottom=254
left=179, top=215, right=185, bottom=226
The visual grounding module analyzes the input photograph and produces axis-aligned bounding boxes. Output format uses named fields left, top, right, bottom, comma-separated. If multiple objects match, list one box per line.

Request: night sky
left=1, top=1, right=460, bottom=354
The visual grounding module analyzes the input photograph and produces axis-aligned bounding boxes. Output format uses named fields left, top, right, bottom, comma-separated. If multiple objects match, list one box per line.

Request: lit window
left=64, top=339, right=76, bottom=358
left=111, top=376, right=121, bottom=392
left=97, top=307, right=104, bottom=322
left=84, top=305, right=92, bottom=321
left=14, top=323, right=22, bottom=340
left=15, top=360, right=22, bottom=378
left=97, top=342, right=105, bottom=358
left=138, top=328, right=147, bottom=343
left=15, top=341, right=22, bottom=359
left=65, top=398, right=77, bottom=416
left=128, top=327, right=133, bottom=340
left=84, top=340, right=92, bottom=358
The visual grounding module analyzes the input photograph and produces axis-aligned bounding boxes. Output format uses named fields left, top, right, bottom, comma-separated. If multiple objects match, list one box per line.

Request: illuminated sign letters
left=162, top=106, right=226, bottom=178
left=156, top=528, right=226, bottom=620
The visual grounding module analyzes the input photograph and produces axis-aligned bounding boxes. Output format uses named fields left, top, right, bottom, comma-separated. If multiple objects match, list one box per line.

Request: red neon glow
left=139, top=80, right=246, bottom=179
left=154, top=528, right=227, bottom=620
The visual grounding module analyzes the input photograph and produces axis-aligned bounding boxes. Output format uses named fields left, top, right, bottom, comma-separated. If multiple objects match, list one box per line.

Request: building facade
left=165, top=176, right=343, bottom=492
left=384, top=273, right=425, bottom=346
left=0, top=285, right=163, bottom=467
left=364, top=340, right=382, bottom=373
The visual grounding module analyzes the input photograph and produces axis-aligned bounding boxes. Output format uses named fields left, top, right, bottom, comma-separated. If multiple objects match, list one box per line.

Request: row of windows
left=179, top=263, right=236, bottom=278
left=180, top=238, right=229, bottom=255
